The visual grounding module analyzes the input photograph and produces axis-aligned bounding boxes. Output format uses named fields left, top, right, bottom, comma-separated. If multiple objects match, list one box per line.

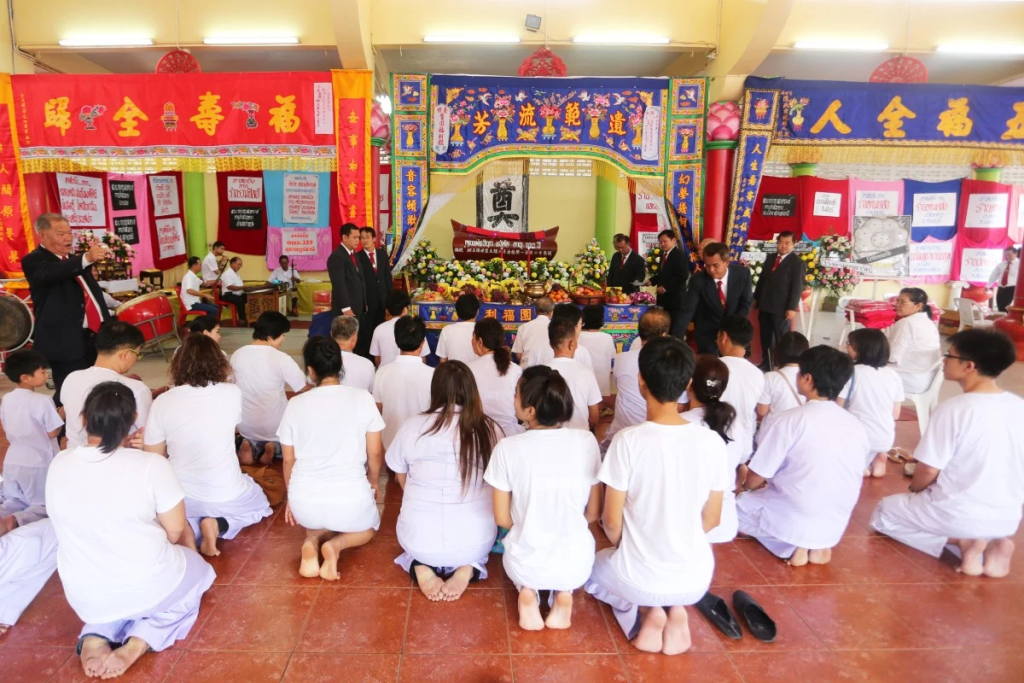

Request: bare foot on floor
left=869, top=452, right=887, bottom=478
left=299, top=538, right=321, bottom=578
left=199, top=518, right=221, bottom=557
left=787, top=548, right=809, bottom=567
left=99, top=637, right=148, bottom=679
left=441, top=565, right=474, bottom=601
left=415, top=565, right=446, bottom=601
left=319, top=540, right=341, bottom=581
left=237, top=440, right=255, bottom=466
left=259, top=443, right=276, bottom=466
left=632, top=606, right=667, bottom=653
left=984, top=539, right=1015, bottom=578
left=518, top=588, right=545, bottom=631
left=809, top=548, right=832, bottom=565
left=545, top=590, right=573, bottom=630
left=662, top=606, right=692, bottom=655
left=956, top=539, right=988, bottom=576
left=80, top=636, right=112, bottom=678
left=0, top=624, right=9, bottom=636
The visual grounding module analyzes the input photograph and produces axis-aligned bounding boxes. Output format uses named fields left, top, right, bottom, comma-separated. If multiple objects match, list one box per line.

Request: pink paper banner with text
left=848, top=179, right=904, bottom=220
left=266, top=226, right=332, bottom=271
left=104, top=173, right=154, bottom=276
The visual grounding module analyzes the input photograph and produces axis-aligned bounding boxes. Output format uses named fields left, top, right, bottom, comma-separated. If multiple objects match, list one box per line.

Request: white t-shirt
left=45, top=446, right=186, bottom=624
left=746, top=401, right=870, bottom=549
left=230, top=345, right=308, bottom=442
left=544, top=357, right=602, bottom=430
left=914, top=392, right=1024, bottom=529
left=484, top=428, right=601, bottom=590
left=841, top=365, right=905, bottom=453
left=201, top=252, right=220, bottom=282
left=886, top=311, right=941, bottom=378
left=278, top=384, right=385, bottom=500
left=719, top=356, right=765, bottom=467
left=219, top=267, right=244, bottom=295
left=270, top=266, right=299, bottom=286
left=180, top=270, right=202, bottom=310
left=512, top=315, right=550, bottom=368
left=61, top=366, right=152, bottom=450
left=144, top=383, right=250, bottom=503
left=578, top=330, right=617, bottom=396
left=370, top=317, right=430, bottom=366
left=0, top=388, right=62, bottom=468
left=341, top=350, right=376, bottom=394
left=469, top=354, right=524, bottom=437
left=437, top=321, right=480, bottom=364
left=756, top=365, right=803, bottom=446
left=373, top=356, right=434, bottom=448
left=531, top=343, right=595, bottom=375
left=604, top=344, right=688, bottom=446
left=601, top=421, right=729, bottom=595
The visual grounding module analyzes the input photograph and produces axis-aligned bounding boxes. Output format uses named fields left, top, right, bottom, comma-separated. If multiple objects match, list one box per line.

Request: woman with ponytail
left=469, top=317, right=524, bottom=437
left=886, top=287, right=941, bottom=394
left=680, top=356, right=741, bottom=543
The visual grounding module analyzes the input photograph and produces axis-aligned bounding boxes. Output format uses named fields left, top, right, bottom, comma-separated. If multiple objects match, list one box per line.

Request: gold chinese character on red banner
left=269, top=95, right=301, bottom=133
left=348, top=182, right=357, bottom=194
left=44, top=97, right=72, bottom=136
left=190, top=91, right=224, bottom=137
left=113, top=97, right=149, bottom=137
left=1, top=184, right=11, bottom=196
left=0, top=206, right=12, bottom=218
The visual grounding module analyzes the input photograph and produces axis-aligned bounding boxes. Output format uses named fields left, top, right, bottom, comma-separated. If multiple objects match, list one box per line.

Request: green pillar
left=595, top=175, right=617, bottom=256
left=790, top=163, right=817, bottom=177
left=973, top=167, right=1003, bottom=182
left=183, top=172, right=208, bottom=258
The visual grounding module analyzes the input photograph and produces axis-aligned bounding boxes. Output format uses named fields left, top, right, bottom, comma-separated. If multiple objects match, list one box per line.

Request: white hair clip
left=705, top=379, right=720, bottom=388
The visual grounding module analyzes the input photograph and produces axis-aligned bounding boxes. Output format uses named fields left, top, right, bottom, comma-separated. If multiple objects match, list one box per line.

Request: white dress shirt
left=202, top=252, right=220, bottom=282
left=714, top=269, right=729, bottom=303
left=220, top=268, right=244, bottom=295
left=270, top=265, right=300, bottom=288
left=989, top=259, right=1019, bottom=288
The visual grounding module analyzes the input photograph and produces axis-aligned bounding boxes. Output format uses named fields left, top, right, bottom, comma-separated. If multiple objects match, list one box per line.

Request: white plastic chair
left=836, top=296, right=861, bottom=349
left=956, top=298, right=994, bottom=332
left=906, top=359, right=945, bottom=436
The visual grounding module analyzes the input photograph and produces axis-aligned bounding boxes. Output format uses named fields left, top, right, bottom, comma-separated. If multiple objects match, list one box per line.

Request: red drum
left=115, top=292, right=176, bottom=344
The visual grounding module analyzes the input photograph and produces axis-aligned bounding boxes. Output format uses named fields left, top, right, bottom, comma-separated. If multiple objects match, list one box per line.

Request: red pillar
left=702, top=140, right=737, bottom=243
left=994, top=256, right=1024, bottom=360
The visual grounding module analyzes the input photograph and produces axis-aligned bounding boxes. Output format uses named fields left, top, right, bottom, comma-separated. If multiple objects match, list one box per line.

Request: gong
left=0, top=291, right=34, bottom=352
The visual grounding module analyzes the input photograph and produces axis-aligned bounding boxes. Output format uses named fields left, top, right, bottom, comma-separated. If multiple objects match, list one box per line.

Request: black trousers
left=996, top=286, right=1015, bottom=312
left=668, top=308, right=688, bottom=340
left=49, top=330, right=98, bottom=407
left=758, top=310, right=791, bottom=369
left=352, top=311, right=371, bottom=358
left=221, top=292, right=248, bottom=323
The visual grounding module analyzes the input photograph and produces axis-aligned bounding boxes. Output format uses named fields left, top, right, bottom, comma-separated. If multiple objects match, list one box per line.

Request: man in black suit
left=677, top=241, right=754, bottom=354
left=22, top=213, right=113, bottom=404
left=606, top=233, right=646, bottom=294
left=753, top=231, right=807, bottom=370
left=327, top=223, right=368, bottom=353
left=357, top=226, right=394, bottom=356
left=651, top=229, right=690, bottom=338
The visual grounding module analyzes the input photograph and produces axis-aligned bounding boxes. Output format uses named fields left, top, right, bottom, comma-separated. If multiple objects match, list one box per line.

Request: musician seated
left=181, top=257, right=219, bottom=318
left=220, top=257, right=248, bottom=325
left=202, top=241, right=227, bottom=287
left=269, top=255, right=301, bottom=317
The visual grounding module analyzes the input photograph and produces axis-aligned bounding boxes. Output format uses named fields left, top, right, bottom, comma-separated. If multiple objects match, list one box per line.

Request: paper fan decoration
left=518, top=47, right=567, bottom=77
left=870, top=56, right=927, bottom=84
left=155, top=50, right=201, bottom=74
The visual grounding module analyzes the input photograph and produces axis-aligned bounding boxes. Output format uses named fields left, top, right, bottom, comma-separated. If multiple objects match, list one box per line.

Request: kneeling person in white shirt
left=370, top=290, right=430, bottom=367
left=737, top=346, right=870, bottom=567
left=437, top=293, right=481, bottom=364
left=331, top=315, right=375, bottom=393
left=871, top=329, right=1024, bottom=578
left=512, top=296, right=553, bottom=368
left=578, top=304, right=617, bottom=397
left=373, top=315, right=434, bottom=450
left=530, top=303, right=597, bottom=374
left=543, top=320, right=602, bottom=431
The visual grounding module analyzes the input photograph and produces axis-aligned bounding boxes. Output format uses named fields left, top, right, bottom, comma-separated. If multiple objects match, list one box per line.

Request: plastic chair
left=174, top=286, right=209, bottom=337
left=836, top=296, right=861, bottom=348
left=213, top=285, right=240, bottom=327
left=906, top=359, right=945, bottom=436
left=956, top=297, right=994, bottom=332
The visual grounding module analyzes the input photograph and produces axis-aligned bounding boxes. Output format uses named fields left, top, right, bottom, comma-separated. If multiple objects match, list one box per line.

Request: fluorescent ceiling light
left=793, top=39, right=888, bottom=52
left=375, top=94, right=392, bottom=115
left=422, top=34, right=520, bottom=44
left=203, top=36, right=300, bottom=45
left=573, top=34, right=670, bottom=45
left=58, top=37, right=153, bottom=47
left=936, top=42, right=1024, bottom=55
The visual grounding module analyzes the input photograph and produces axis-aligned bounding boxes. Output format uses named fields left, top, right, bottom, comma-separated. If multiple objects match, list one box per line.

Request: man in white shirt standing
left=988, top=246, right=1019, bottom=312
left=219, top=256, right=248, bottom=325
left=872, top=329, right=1024, bottom=578
left=331, top=315, right=376, bottom=394
left=544, top=320, right=602, bottom=432
left=269, top=254, right=301, bottom=317
left=373, top=316, right=434, bottom=450
left=512, top=296, right=553, bottom=368
left=370, top=291, right=430, bottom=367
left=181, top=257, right=219, bottom=318
left=437, top=293, right=481, bottom=364
left=202, top=241, right=227, bottom=286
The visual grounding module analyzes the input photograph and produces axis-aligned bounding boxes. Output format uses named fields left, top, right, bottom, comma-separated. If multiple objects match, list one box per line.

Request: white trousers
left=184, top=476, right=272, bottom=543
left=0, top=464, right=49, bottom=527
left=0, top=519, right=58, bottom=626
left=736, top=500, right=798, bottom=559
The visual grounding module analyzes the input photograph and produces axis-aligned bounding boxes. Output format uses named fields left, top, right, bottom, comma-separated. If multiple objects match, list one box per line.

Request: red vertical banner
left=333, top=70, right=373, bottom=228
left=0, top=74, right=35, bottom=276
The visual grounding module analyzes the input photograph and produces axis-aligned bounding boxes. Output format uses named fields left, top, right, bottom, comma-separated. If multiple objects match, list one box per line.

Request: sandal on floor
left=732, top=590, right=777, bottom=643
left=886, top=447, right=913, bottom=464
left=695, top=591, right=742, bottom=639
left=904, top=462, right=917, bottom=477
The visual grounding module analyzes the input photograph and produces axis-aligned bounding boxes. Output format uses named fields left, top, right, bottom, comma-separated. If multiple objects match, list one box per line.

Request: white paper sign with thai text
left=964, top=193, right=1008, bottom=229
left=909, top=241, right=954, bottom=278
left=155, top=217, right=186, bottom=259
left=227, top=176, right=263, bottom=203
left=813, top=192, right=842, bottom=218
left=56, top=173, right=106, bottom=226
left=854, top=190, right=899, bottom=217
left=149, top=176, right=180, bottom=217
left=283, top=173, right=319, bottom=224
left=960, top=247, right=1004, bottom=283
left=911, top=192, right=957, bottom=228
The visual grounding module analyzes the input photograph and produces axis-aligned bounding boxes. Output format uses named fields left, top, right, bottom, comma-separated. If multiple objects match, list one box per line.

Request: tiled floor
left=2, top=332, right=1024, bottom=682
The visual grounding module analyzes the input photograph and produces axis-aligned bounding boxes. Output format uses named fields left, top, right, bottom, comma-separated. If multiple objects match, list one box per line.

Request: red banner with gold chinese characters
left=10, top=72, right=338, bottom=173
left=0, top=74, right=35, bottom=277
left=332, top=70, right=372, bottom=229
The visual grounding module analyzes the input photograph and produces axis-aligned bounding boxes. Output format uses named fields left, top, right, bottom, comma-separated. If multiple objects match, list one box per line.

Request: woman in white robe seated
left=278, top=336, right=385, bottom=581
left=586, top=337, right=729, bottom=656
left=386, top=361, right=501, bottom=602
left=46, top=382, right=215, bottom=679
left=886, top=287, right=942, bottom=395
left=872, top=329, right=1024, bottom=578
left=469, top=317, right=524, bottom=438
left=737, top=346, right=871, bottom=566
left=0, top=518, right=58, bottom=635
left=145, top=335, right=272, bottom=557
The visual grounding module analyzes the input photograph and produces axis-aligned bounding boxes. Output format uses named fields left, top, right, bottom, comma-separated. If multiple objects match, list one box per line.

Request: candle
left=526, top=247, right=532, bottom=273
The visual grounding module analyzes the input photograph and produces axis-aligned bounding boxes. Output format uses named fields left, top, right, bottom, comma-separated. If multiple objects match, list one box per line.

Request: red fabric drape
left=748, top=175, right=801, bottom=241
left=146, top=171, right=187, bottom=271
left=628, top=179, right=660, bottom=252
left=328, top=171, right=342, bottom=251
left=799, top=176, right=850, bottom=240
left=216, top=170, right=268, bottom=255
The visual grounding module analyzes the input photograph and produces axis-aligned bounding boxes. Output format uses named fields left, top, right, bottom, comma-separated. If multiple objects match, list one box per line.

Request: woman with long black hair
left=469, top=317, right=523, bottom=437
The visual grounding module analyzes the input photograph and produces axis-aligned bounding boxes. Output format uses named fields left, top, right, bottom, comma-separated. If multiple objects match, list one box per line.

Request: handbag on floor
left=241, top=465, right=287, bottom=506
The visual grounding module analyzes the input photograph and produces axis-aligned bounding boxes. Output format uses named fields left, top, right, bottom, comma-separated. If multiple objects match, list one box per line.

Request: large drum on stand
left=0, top=288, right=35, bottom=373
left=115, top=292, right=177, bottom=361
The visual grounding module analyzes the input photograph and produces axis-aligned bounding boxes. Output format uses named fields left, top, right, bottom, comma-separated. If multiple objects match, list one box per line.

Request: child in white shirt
left=486, top=365, right=602, bottom=631
left=543, top=319, right=602, bottom=431
left=373, top=315, right=434, bottom=450
left=331, top=315, right=376, bottom=393
left=0, top=351, right=63, bottom=536
left=437, top=293, right=481, bottom=364
left=370, top=291, right=430, bottom=367
left=586, top=337, right=729, bottom=656
left=737, top=346, right=870, bottom=567
left=716, top=315, right=764, bottom=471
left=578, top=304, right=617, bottom=397
left=755, top=332, right=808, bottom=446
left=839, top=328, right=905, bottom=477
left=872, top=329, right=1024, bottom=578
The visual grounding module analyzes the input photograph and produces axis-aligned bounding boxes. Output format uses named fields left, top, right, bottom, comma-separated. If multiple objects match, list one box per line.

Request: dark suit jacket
left=22, top=247, right=112, bottom=362
left=359, top=246, right=393, bottom=313
left=677, top=263, right=754, bottom=351
left=606, top=250, right=646, bottom=294
left=652, top=246, right=689, bottom=312
left=754, top=252, right=807, bottom=315
left=327, top=246, right=366, bottom=316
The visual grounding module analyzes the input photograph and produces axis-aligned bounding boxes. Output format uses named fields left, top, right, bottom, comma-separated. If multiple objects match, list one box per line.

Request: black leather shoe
left=695, top=591, right=742, bottom=639
left=733, top=590, right=777, bottom=642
